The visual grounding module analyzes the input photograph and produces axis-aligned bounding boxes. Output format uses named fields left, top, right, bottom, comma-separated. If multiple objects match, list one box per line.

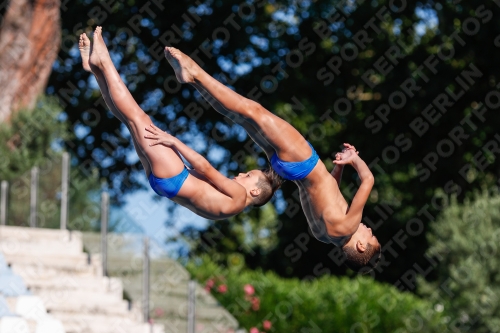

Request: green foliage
left=0, top=96, right=69, bottom=180
left=419, top=191, right=500, bottom=333
left=182, top=202, right=280, bottom=267
left=188, top=255, right=444, bottom=333
left=0, top=96, right=102, bottom=230
left=50, top=0, right=500, bottom=282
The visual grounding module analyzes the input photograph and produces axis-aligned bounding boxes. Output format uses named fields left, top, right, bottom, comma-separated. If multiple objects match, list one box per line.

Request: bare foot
left=164, top=47, right=199, bottom=84
left=78, top=33, right=91, bottom=72
left=89, top=26, right=111, bottom=71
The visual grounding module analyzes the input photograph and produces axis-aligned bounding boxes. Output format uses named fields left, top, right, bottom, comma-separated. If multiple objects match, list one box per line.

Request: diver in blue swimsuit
left=165, top=47, right=381, bottom=273
left=79, top=28, right=281, bottom=221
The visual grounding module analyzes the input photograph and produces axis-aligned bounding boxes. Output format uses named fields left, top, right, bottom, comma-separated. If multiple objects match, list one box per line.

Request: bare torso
left=169, top=170, right=245, bottom=220
left=296, top=160, right=350, bottom=239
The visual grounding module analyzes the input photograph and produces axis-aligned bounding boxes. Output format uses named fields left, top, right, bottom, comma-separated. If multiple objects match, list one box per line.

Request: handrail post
left=101, top=191, right=109, bottom=277
left=1, top=181, right=8, bottom=226
left=187, top=280, right=196, bottom=333
left=30, top=167, right=38, bottom=228
left=143, top=236, right=150, bottom=323
left=60, top=152, right=69, bottom=230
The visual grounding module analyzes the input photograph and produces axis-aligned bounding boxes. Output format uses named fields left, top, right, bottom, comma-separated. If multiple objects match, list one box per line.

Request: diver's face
left=233, top=170, right=263, bottom=190
left=356, top=223, right=379, bottom=247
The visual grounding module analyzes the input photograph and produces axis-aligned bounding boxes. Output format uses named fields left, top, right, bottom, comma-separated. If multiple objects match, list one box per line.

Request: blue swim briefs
left=270, top=142, right=319, bottom=181
left=148, top=167, right=189, bottom=198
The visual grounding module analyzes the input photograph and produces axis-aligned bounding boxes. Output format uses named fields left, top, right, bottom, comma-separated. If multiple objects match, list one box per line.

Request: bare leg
left=165, top=47, right=312, bottom=162
left=88, top=27, right=185, bottom=178
left=79, top=33, right=151, bottom=176
left=194, top=84, right=275, bottom=160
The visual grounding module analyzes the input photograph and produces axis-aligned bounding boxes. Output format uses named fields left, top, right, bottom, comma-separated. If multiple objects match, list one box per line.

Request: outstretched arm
left=333, top=153, right=374, bottom=235
left=145, top=124, right=246, bottom=201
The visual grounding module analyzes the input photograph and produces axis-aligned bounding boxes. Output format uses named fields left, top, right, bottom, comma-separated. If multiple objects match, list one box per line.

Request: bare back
left=171, top=172, right=246, bottom=220
left=296, top=160, right=351, bottom=238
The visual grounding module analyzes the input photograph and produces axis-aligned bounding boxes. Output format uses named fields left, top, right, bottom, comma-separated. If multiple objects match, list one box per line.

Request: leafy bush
left=419, top=191, right=500, bottom=333
left=188, top=255, right=444, bottom=333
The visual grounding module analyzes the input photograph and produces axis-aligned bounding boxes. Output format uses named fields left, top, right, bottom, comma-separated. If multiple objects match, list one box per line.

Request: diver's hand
left=333, top=148, right=359, bottom=166
left=144, top=124, right=177, bottom=147
left=342, top=143, right=358, bottom=153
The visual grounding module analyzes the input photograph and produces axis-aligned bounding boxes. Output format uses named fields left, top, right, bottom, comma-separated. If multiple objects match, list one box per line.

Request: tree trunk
left=0, top=0, right=61, bottom=123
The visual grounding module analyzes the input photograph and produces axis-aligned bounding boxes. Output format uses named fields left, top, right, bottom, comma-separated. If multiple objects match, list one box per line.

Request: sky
left=118, top=178, right=208, bottom=256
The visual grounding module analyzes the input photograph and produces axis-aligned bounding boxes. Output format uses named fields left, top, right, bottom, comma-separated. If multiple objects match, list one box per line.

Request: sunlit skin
left=332, top=148, right=380, bottom=254
left=78, top=27, right=263, bottom=220
left=233, top=170, right=265, bottom=190
left=144, top=126, right=264, bottom=219
left=163, top=46, right=380, bottom=255
left=188, top=167, right=264, bottom=200
left=347, top=222, right=379, bottom=253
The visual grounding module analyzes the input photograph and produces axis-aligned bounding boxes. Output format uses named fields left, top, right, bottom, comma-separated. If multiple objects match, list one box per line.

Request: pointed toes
left=164, top=46, right=179, bottom=55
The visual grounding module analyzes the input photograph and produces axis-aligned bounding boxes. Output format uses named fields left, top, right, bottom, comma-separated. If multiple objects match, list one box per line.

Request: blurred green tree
left=419, top=190, right=500, bottom=333
left=0, top=96, right=102, bottom=231
left=45, top=0, right=500, bottom=283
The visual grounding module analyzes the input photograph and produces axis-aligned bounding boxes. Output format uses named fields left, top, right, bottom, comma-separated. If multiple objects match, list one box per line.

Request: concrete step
left=101, top=266, right=236, bottom=325
left=34, top=289, right=126, bottom=313
left=157, top=302, right=239, bottom=332
left=149, top=301, right=237, bottom=323
left=11, top=263, right=99, bottom=281
left=0, top=227, right=249, bottom=333
left=4, top=296, right=65, bottom=333
left=156, top=318, right=237, bottom=333
left=3, top=252, right=89, bottom=268
left=50, top=312, right=163, bottom=333
left=84, top=230, right=241, bottom=332
left=0, top=240, right=82, bottom=257
left=22, top=275, right=123, bottom=299
left=8, top=252, right=102, bottom=279
left=123, top=283, right=220, bottom=308
left=5, top=295, right=47, bottom=320
left=106, top=257, right=190, bottom=282
left=0, top=316, right=66, bottom=333
left=105, top=272, right=212, bottom=298
left=158, top=287, right=221, bottom=306
left=0, top=226, right=82, bottom=244
left=156, top=293, right=218, bottom=308
left=31, top=317, right=65, bottom=333
left=0, top=316, right=32, bottom=333
left=39, top=293, right=130, bottom=317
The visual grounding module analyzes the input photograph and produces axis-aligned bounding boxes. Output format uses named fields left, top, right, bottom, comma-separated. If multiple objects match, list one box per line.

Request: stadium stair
left=82, top=233, right=241, bottom=333
left=0, top=245, right=65, bottom=333
left=0, top=225, right=163, bottom=333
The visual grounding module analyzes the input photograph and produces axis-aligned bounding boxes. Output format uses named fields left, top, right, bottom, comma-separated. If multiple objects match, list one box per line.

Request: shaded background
left=2, top=0, right=500, bottom=331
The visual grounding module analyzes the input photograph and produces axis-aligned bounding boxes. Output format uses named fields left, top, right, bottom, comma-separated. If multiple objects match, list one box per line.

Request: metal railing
left=29, top=166, right=38, bottom=228
left=0, top=180, right=7, bottom=226
left=0, top=152, right=70, bottom=230
left=101, top=191, right=109, bottom=277
left=60, top=152, right=69, bottom=230
left=0, top=152, right=208, bottom=333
